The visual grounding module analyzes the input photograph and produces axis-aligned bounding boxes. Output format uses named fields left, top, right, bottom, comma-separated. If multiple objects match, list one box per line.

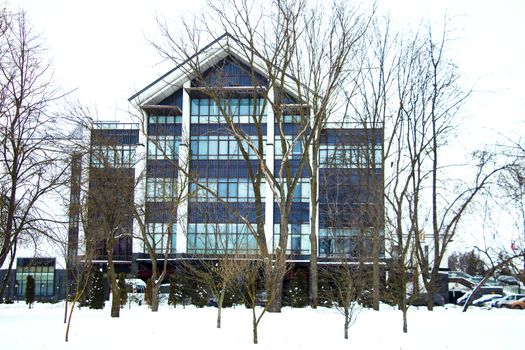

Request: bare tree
left=182, top=252, right=248, bottom=328
left=498, top=140, right=525, bottom=271
left=406, top=25, right=504, bottom=311
left=319, top=262, right=365, bottom=340
left=63, top=107, right=139, bottom=318
left=448, top=250, right=486, bottom=276
left=150, top=0, right=374, bottom=312
left=88, top=127, right=137, bottom=317
left=241, top=256, right=283, bottom=344
left=0, top=8, right=68, bottom=299
left=461, top=246, right=524, bottom=312
left=351, top=18, right=430, bottom=332
left=133, top=149, right=187, bottom=312
left=345, top=17, right=398, bottom=311
left=64, top=176, right=104, bottom=342
left=319, top=143, right=376, bottom=339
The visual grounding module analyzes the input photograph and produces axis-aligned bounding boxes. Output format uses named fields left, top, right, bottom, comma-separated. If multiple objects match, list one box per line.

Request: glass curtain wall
left=273, top=117, right=311, bottom=256
left=15, top=258, right=55, bottom=300
left=318, top=128, right=384, bottom=258
left=188, top=97, right=265, bottom=255
left=145, top=114, right=181, bottom=254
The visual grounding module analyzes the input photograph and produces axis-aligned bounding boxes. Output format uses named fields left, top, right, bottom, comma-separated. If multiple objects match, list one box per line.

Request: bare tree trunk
left=268, top=208, right=289, bottom=312
left=252, top=307, right=258, bottom=344
left=309, top=253, right=318, bottom=308
left=402, top=306, right=408, bottom=333
left=309, top=147, right=319, bottom=308
left=0, top=245, right=15, bottom=301
left=344, top=309, right=349, bottom=339
left=151, top=284, right=160, bottom=312
left=372, top=231, right=380, bottom=311
left=426, top=271, right=436, bottom=311
left=65, top=301, right=75, bottom=342
left=63, top=298, right=68, bottom=324
left=268, top=275, right=283, bottom=313
left=217, top=283, right=226, bottom=329
left=107, top=239, right=120, bottom=318
left=150, top=258, right=159, bottom=312
left=401, top=279, right=408, bottom=333
left=400, top=269, right=409, bottom=333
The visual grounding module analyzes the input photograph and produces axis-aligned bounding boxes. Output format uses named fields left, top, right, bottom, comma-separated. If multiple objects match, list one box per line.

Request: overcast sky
left=7, top=0, right=525, bottom=141
left=5, top=0, right=525, bottom=259
left=5, top=0, right=523, bottom=145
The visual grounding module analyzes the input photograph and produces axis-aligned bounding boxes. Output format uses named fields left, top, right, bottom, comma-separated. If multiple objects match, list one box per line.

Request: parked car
left=457, top=288, right=505, bottom=306
left=255, top=291, right=268, bottom=306
left=491, top=294, right=525, bottom=308
left=507, top=297, right=525, bottom=309
left=456, top=292, right=472, bottom=306
left=471, top=294, right=502, bottom=307
left=497, top=275, right=520, bottom=286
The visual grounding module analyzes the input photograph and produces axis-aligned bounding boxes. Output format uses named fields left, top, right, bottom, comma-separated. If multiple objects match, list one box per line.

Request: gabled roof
left=128, top=33, right=301, bottom=107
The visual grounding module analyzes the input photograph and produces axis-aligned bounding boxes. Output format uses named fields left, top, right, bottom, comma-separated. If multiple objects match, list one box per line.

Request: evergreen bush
left=223, top=284, right=244, bottom=308
left=283, top=271, right=308, bottom=308
left=25, top=275, right=35, bottom=309
left=118, top=273, right=127, bottom=308
left=89, top=269, right=105, bottom=309
left=168, top=273, right=184, bottom=307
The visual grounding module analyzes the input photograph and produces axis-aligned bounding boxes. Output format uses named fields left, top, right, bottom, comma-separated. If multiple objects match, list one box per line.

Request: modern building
left=0, top=258, right=66, bottom=302
left=1, top=34, right=385, bottom=303
left=126, top=34, right=385, bottom=277
left=85, top=122, right=140, bottom=273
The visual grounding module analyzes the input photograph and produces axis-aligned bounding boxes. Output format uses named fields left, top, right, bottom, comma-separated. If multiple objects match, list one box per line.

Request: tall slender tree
left=0, top=7, right=67, bottom=300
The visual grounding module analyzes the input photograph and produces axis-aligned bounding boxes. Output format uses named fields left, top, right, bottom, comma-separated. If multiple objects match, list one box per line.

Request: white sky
left=5, top=0, right=525, bottom=260
left=6, top=0, right=524, bottom=138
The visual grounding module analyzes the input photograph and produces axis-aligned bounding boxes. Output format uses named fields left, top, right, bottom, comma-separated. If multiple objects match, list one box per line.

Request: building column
left=176, top=81, right=191, bottom=253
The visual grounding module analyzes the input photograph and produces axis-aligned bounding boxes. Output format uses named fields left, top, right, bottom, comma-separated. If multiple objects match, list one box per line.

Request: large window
left=320, top=143, right=382, bottom=168
left=15, top=259, right=55, bottom=300
left=318, top=228, right=383, bottom=258
left=190, top=98, right=267, bottom=124
left=146, top=177, right=179, bottom=201
left=146, top=223, right=176, bottom=253
left=187, top=223, right=258, bottom=254
left=190, top=135, right=265, bottom=160
left=274, top=135, right=304, bottom=160
left=190, top=178, right=265, bottom=202
left=147, top=136, right=181, bottom=160
left=273, top=224, right=311, bottom=255
left=91, top=145, right=136, bottom=168
left=149, top=115, right=182, bottom=124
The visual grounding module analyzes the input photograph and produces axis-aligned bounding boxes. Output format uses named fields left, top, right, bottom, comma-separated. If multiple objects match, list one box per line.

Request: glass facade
left=145, top=114, right=181, bottom=255
left=318, top=128, right=384, bottom=258
left=146, top=223, right=176, bottom=254
left=88, top=123, right=139, bottom=261
left=15, top=258, right=55, bottom=300
left=142, top=59, right=384, bottom=261
left=190, top=98, right=266, bottom=124
left=187, top=93, right=267, bottom=255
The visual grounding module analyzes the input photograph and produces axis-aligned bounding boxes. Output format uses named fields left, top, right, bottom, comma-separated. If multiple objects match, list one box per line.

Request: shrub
left=25, top=275, right=35, bottom=308
left=118, top=273, right=127, bottom=308
left=283, top=271, right=308, bottom=308
left=89, top=269, right=105, bottom=309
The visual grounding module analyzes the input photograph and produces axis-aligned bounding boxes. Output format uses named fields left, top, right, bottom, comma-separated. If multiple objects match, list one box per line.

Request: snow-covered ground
left=1, top=301, right=523, bottom=349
